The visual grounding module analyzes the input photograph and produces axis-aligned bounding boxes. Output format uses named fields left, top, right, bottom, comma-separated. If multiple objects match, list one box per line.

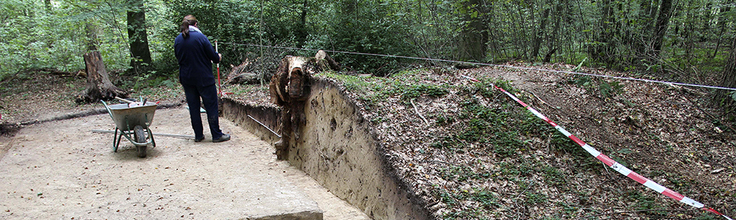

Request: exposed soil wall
left=221, top=101, right=281, bottom=144
left=221, top=78, right=429, bottom=220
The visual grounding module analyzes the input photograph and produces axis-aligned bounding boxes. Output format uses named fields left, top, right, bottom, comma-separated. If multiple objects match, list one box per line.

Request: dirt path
left=0, top=107, right=369, bottom=219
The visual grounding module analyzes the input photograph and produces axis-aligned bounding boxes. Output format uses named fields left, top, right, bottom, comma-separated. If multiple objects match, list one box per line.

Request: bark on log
left=76, top=51, right=128, bottom=103
left=227, top=59, right=261, bottom=85
left=229, top=50, right=340, bottom=86
left=228, top=72, right=260, bottom=85
left=314, top=50, right=340, bottom=71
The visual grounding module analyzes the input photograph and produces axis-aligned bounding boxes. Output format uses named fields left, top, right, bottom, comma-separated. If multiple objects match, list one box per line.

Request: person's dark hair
left=180, top=15, right=198, bottom=38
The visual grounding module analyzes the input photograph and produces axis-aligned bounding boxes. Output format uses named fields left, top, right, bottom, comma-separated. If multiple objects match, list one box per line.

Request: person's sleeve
left=174, top=36, right=182, bottom=61
left=201, top=37, right=220, bottom=63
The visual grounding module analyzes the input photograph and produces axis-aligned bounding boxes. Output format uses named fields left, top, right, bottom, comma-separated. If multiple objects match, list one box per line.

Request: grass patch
left=440, top=165, right=490, bottom=182
left=567, top=75, right=623, bottom=99
left=323, top=71, right=450, bottom=109
left=626, top=190, right=668, bottom=217
left=437, top=188, right=501, bottom=220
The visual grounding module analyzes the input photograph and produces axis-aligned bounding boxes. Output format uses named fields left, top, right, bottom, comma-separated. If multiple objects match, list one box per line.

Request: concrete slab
left=0, top=108, right=323, bottom=219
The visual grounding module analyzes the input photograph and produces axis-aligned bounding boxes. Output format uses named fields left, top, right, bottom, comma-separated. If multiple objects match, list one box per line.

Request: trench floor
left=0, top=107, right=370, bottom=219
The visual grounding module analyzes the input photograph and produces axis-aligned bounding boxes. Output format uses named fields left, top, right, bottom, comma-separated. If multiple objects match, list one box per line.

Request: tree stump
left=76, top=51, right=127, bottom=103
left=267, top=50, right=341, bottom=159
left=270, top=56, right=311, bottom=159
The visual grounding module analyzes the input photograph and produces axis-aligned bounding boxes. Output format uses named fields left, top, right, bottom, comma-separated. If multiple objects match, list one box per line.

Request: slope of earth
left=277, top=64, right=736, bottom=219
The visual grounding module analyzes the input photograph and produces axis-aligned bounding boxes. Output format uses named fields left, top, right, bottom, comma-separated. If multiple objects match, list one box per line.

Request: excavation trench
left=222, top=78, right=430, bottom=220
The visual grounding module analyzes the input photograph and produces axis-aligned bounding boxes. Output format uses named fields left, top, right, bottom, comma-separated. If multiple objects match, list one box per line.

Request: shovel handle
left=115, top=97, right=133, bottom=103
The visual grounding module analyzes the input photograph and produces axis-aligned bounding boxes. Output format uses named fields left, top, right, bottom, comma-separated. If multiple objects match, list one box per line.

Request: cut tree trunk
left=314, top=50, right=340, bottom=71
left=76, top=51, right=128, bottom=103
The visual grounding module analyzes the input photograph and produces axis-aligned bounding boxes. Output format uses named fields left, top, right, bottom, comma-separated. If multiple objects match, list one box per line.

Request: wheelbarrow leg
left=134, top=125, right=147, bottom=158
left=114, top=127, right=123, bottom=152
left=147, top=127, right=156, bottom=148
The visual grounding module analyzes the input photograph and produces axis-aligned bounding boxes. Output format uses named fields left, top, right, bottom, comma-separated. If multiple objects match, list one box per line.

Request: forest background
left=1, top=0, right=735, bottom=109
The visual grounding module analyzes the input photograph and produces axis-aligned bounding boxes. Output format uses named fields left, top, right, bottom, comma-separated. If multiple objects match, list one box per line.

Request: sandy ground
left=0, top=107, right=370, bottom=219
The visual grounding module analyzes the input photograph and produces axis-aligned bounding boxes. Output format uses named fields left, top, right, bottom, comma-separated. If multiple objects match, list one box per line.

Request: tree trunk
left=683, top=6, right=695, bottom=60
left=314, top=50, right=340, bottom=71
left=715, top=37, right=736, bottom=112
left=712, top=1, right=732, bottom=58
left=127, top=0, right=152, bottom=75
left=459, top=0, right=488, bottom=61
left=700, top=3, right=713, bottom=42
left=544, top=0, right=564, bottom=63
left=76, top=51, right=128, bottom=103
left=85, top=22, right=98, bottom=51
left=713, top=22, right=727, bottom=58
left=590, top=0, right=613, bottom=63
left=631, top=0, right=656, bottom=59
left=296, top=0, right=309, bottom=48
left=652, top=0, right=673, bottom=56
left=532, top=8, right=550, bottom=61
left=83, top=0, right=99, bottom=52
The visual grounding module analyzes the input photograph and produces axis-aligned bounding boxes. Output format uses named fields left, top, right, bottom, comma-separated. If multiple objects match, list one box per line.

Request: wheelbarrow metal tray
left=107, top=103, right=158, bottom=131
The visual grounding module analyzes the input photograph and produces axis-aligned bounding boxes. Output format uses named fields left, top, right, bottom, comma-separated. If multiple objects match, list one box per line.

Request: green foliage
left=523, top=191, right=548, bottom=205
left=498, top=161, right=537, bottom=177
left=328, top=0, right=414, bottom=76
left=568, top=75, right=593, bottom=88
left=433, top=83, right=552, bottom=158
left=598, top=81, right=623, bottom=98
left=568, top=76, right=623, bottom=99
left=440, top=165, right=490, bottom=182
left=692, top=215, right=719, bottom=220
left=0, top=0, right=177, bottom=81
left=549, top=131, right=600, bottom=171
left=0, top=0, right=88, bottom=76
left=165, top=0, right=261, bottom=69
left=437, top=188, right=499, bottom=219
left=435, top=114, right=455, bottom=125
left=324, top=70, right=450, bottom=111
left=540, top=165, right=566, bottom=186
left=399, top=84, right=449, bottom=100
left=625, top=190, right=668, bottom=216
left=2, top=0, right=732, bottom=87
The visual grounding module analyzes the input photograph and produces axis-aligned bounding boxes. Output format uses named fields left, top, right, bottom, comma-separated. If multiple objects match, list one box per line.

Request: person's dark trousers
left=182, top=83, right=225, bottom=140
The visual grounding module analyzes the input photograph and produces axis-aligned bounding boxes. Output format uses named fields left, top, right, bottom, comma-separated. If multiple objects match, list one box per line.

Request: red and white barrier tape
left=461, top=75, right=732, bottom=220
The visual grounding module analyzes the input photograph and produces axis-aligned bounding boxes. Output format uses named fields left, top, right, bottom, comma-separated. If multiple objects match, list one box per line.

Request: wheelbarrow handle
left=100, top=100, right=115, bottom=121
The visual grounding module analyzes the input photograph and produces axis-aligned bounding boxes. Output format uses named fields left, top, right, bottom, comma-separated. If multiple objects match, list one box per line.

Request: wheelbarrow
left=101, top=97, right=157, bottom=158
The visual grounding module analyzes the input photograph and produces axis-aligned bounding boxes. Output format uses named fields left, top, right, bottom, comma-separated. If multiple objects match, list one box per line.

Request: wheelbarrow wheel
left=134, top=125, right=147, bottom=158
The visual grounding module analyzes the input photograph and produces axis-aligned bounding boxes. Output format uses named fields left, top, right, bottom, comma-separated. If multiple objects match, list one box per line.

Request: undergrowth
left=567, top=75, right=624, bottom=99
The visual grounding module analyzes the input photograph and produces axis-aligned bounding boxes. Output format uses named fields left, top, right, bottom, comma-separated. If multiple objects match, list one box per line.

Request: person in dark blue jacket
left=174, top=15, right=230, bottom=143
